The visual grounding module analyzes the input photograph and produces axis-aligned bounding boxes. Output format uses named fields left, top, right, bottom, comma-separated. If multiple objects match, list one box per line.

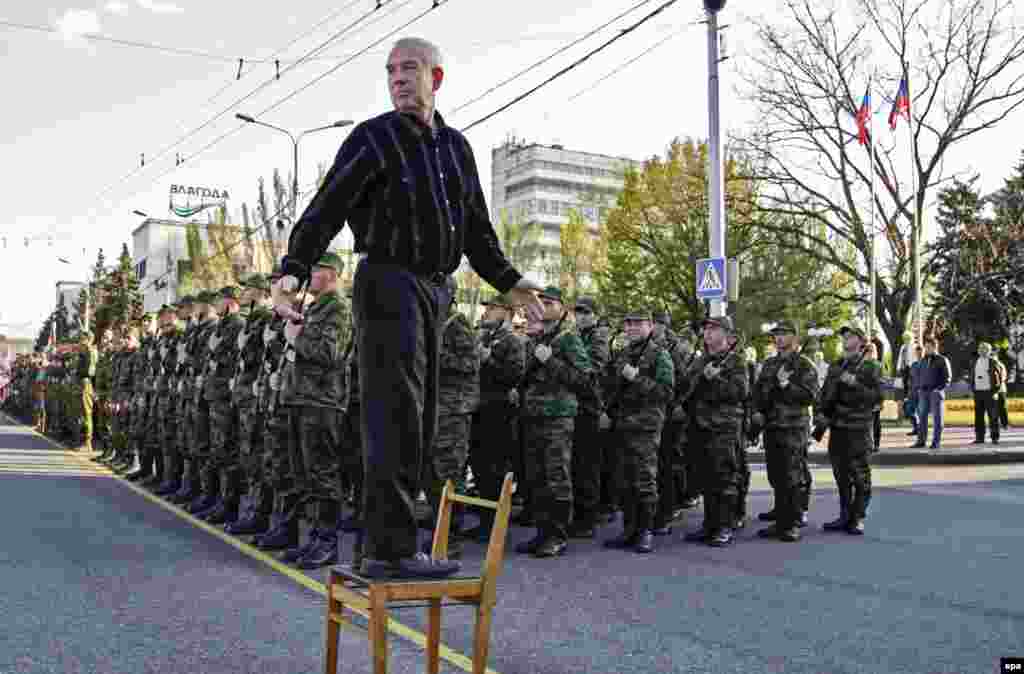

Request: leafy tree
left=92, top=243, right=145, bottom=342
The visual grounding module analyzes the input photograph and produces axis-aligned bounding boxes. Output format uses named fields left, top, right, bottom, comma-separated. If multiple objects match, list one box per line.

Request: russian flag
left=855, top=87, right=871, bottom=146
left=889, top=77, right=910, bottom=130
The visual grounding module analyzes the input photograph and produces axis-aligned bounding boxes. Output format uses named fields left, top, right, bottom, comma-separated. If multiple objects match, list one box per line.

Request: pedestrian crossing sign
left=696, top=257, right=727, bottom=300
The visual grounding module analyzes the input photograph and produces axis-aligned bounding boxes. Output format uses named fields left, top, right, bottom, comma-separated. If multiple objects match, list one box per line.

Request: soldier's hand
left=840, top=372, right=857, bottom=386
left=160, top=346, right=168, bottom=359
left=703, top=362, right=721, bottom=380
left=196, top=375, right=204, bottom=389
left=176, top=380, right=184, bottom=394
left=777, top=367, right=791, bottom=388
left=621, top=364, right=638, bottom=381
left=263, top=325, right=276, bottom=344
left=284, top=321, right=303, bottom=345
left=274, top=304, right=304, bottom=323
left=534, top=344, right=552, bottom=363
left=252, top=382, right=261, bottom=397
left=599, top=412, right=611, bottom=430
left=208, top=333, right=221, bottom=352
left=478, top=344, right=492, bottom=362
left=507, top=389, right=520, bottom=406
left=236, top=330, right=250, bottom=351
left=269, top=372, right=281, bottom=391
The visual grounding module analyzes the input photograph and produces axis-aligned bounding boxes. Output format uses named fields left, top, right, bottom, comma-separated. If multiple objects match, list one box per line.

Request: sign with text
left=168, top=184, right=230, bottom=218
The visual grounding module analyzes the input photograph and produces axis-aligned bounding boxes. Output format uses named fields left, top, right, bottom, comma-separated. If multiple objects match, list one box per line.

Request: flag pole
left=905, top=63, right=923, bottom=348
left=868, top=69, right=877, bottom=341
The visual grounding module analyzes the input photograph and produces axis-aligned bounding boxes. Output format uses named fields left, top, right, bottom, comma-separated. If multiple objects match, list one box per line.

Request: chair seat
left=330, top=564, right=482, bottom=585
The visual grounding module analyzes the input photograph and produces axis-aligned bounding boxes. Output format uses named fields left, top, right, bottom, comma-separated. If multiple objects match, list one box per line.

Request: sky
left=2, top=0, right=1023, bottom=340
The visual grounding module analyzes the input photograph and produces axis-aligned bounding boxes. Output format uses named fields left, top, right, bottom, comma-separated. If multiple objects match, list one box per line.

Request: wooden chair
left=324, top=472, right=514, bottom=674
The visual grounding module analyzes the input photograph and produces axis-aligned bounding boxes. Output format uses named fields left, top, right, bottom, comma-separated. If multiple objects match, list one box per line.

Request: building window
left=135, top=258, right=147, bottom=279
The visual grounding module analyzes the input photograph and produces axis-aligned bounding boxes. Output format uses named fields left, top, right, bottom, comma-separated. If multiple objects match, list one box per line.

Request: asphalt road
left=1, top=414, right=1023, bottom=674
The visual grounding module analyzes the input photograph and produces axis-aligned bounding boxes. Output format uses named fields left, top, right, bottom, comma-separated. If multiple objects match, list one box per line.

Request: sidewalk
left=748, top=425, right=1024, bottom=466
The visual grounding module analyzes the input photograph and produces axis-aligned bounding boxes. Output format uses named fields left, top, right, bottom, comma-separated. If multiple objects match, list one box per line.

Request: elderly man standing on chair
left=273, top=36, right=543, bottom=580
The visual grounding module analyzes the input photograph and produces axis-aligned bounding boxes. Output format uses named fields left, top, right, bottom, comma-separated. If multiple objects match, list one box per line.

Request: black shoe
left=169, top=485, right=199, bottom=505
left=732, top=517, right=746, bottom=530
left=568, top=522, right=596, bottom=539
left=421, top=538, right=462, bottom=560
left=256, top=524, right=299, bottom=551
left=126, top=469, right=150, bottom=482
left=707, top=528, right=733, bottom=547
left=139, top=475, right=162, bottom=489
left=281, top=531, right=321, bottom=563
left=296, top=537, right=339, bottom=570
left=360, top=553, right=460, bottom=579
left=203, top=502, right=238, bottom=525
left=905, top=430, right=918, bottom=436
left=993, top=438, right=1000, bottom=445
left=929, top=443, right=940, bottom=450
left=154, top=481, right=181, bottom=496
left=845, top=519, right=865, bottom=535
left=186, top=494, right=218, bottom=515
left=757, top=510, right=776, bottom=522
left=778, top=526, right=801, bottom=542
left=680, top=497, right=700, bottom=509
left=633, top=530, right=654, bottom=554
left=798, top=512, right=809, bottom=528
left=972, top=439, right=985, bottom=445
left=225, top=515, right=270, bottom=536
left=651, top=526, right=672, bottom=537
left=533, top=538, right=567, bottom=558
left=910, top=442, right=926, bottom=449
left=603, top=532, right=638, bottom=549
left=683, top=527, right=709, bottom=543
left=596, top=510, right=616, bottom=524
left=514, top=534, right=544, bottom=555
left=671, top=508, right=685, bottom=521
left=823, top=517, right=848, bottom=532
left=757, top=525, right=780, bottom=539
left=337, top=515, right=363, bottom=533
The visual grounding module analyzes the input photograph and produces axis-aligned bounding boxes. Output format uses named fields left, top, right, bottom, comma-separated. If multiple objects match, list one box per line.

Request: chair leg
left=471, top=602, right=494, bottom=674
left=324, top=592, right=342, bottom=674
left=427, top=598, right=442, bottom=674
left=369, top=589, right=389, bottom=674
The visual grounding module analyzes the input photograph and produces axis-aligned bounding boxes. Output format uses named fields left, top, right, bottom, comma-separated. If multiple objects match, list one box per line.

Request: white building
left=489, top=137, right=642, bottom=284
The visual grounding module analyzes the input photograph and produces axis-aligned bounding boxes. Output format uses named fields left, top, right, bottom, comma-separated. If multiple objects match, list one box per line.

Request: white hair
left=391, top=37, right=443, bottom=68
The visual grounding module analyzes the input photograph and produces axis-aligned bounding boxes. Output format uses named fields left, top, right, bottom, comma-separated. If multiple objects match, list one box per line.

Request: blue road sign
left=696, top=257, right=727, bottom=300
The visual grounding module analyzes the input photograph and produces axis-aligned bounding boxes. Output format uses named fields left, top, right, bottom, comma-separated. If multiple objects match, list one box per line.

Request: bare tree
left=736, top=0, right=1024, bottom=353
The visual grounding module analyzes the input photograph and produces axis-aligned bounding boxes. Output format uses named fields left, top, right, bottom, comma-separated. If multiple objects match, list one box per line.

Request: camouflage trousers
left=469, top=403, right=518, bottom=509
left=110, top=394, right=131, bottom=453
left=656, top=420, right=685, bottom=527
left=522, top=415, right=574, bottom=541
left=287, top=405, right=342, bottom=532
left=205, top=400, right=239, bottom=501
left=130, top=393, right=150, bottom=462
left=263, top=405, right=294, bottom=518
left=828, top=427, right=872, bottom=521
left=764, top=426, right=809, bottom=528
left=190, top=398, right=212, bottom=485
left=339, top=405, right=363, bottom=517
left=158, top=394, right=180, bottom=484
left=425, top=413, right=471, bottom=529
left=615, top=427, right=660, bottom=513
left=80, top=379, right=94, bottom=444
left=570, top=412, right=603, bottom=526
left=234, top=399, right=267, bottom=515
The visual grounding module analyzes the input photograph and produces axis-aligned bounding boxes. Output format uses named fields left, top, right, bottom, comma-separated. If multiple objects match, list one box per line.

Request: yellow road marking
left=0, top=412, right=495, bottom=674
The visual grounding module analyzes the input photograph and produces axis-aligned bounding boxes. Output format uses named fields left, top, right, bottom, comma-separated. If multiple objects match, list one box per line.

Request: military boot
left=514, top=531, right=545, bottom=555
left=170, top=461, right=200, bottom=504
left=633, top=504, right=654, bottom=554
left=533, top=535, right=568, bottom=558
left=684, top=494, right=714, bottom=543
left=225, top=511, right=270, bottom=536
left=281, top=528, right=321, bottom=563
left=845, top=519, right=865, bottom=535
left=707, top=495, right=735, bottom=547
left=187, top=492, right=218, bottom=516
left=568, top=507, right=596, bottom=539
left=202, top=499, right=239, bottom=525
left=604, top=503, right=638, bottom=549
left=296, top=534, right=339, bottom=570
left=824, top=488, right=850, bottom=531
left=154, top=476, right=182, bottom=497
left=757, top=509, right=777, bottom=522
left=462, top=509, right=494, bottom=543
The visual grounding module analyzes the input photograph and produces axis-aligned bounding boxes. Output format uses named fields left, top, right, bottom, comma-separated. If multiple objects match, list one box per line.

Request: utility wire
left=449, top=0, right=659, bottom=116
left=567, top=21, right=697, bottom=102
left=91, top=0, right=403, bottom=204
left=102, top=0, right=449, bottom=211
left=461, top=0, right=679, bottom=133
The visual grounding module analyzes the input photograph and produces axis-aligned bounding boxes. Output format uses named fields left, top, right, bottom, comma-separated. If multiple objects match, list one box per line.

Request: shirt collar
left=397, top=109, right=448, bottom=139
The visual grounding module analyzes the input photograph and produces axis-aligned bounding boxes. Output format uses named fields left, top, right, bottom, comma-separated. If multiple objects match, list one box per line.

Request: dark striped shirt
left=282, top=110, right=522, bottom=293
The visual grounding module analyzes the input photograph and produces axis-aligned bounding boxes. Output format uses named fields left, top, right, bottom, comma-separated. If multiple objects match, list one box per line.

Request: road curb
left=748, top=450, right=1024, bottom=466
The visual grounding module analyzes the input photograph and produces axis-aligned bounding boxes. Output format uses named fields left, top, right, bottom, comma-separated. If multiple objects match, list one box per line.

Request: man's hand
left=284, top=321, right=303, bottom=345
left=534, top=343, right=552, bottom=363
left=508, top=278, right=545, bottom=323
left=263, top=325, right=276, bottom=344
left=208, top=333, right=221, bottom=352
left=622, top=364, right=638, bottom=381
left=840, top=372, right=857, bottom=386
left=703, top=362, right=721, bottom=380
left=236, top=330, right=250, bottom=351
left=777, top=367, right=791, bottom=388
left=478, top=344, right=492, bottom=362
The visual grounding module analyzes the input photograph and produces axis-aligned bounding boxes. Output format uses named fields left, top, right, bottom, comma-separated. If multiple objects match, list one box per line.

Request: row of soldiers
left=10, top=256, right=882, bottom=565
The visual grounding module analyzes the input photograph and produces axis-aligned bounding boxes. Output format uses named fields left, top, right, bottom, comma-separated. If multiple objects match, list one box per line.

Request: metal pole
left=868, top=70, right=877, bottom=340
left=906, top=65, right=923, bottom=348
left=292, top=139, right=300, bottom=222
left=706, top=7, right=726, bottom=318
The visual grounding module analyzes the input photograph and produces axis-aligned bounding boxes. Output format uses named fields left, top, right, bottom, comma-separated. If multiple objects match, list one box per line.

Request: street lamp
left=235, top=113, right=354, bottom=218
left=132, top=210, right=149, bottom=218
left=704, top=0, right=727, bottom=317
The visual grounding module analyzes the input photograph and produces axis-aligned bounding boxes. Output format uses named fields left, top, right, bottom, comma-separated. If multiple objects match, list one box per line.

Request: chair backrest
left=431, top=472, right=515, bottom=605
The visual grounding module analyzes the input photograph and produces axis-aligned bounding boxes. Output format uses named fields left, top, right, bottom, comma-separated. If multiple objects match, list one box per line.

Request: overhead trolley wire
left=460, top=0, right=680, bottom=133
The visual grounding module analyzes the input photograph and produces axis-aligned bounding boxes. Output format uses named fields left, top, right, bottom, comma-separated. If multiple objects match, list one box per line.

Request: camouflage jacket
left=438, top=311, right=480, bottom=415
left=174, top=320, right=199, bottom=401
left=661, top=335, right=699, bottom=423
left=346, top=338, right=360, bottom=410
left=520, top=317, right=592, bottom=418
left=190, top=318, right=219, bottom=405
left=114, top=349, right=135, bottom=398
left=232, top=306, right=274, bottom=407
left=687, top=348, right=749, bottom=434
left=815, top=353, right=882, bottom=430
left=753, top=349, right=819, bottom=429
left=609, top=334, right=675, bottom=431
left=477, top=322, right=526, bottom=407
left=77, top=345, right=98, bottom=380
left=156, top=329, right=180, bottom=395
left=259, top=314, right=289, bottom=414
left=204, top=313, right=244, bottom=404
left=577, top=324, right=610, bottom=416
left=283, top=291, right=347, bottom=410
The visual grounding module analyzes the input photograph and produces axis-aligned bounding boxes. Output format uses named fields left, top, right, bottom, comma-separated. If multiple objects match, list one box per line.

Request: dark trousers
left=354, top=259, right=450, bottom=562
left=828, top=427, right=872, bottom=520
left=999, top=394, right=1010, bottom=428
left=470, top=403, right=516, bottom=526
left=287, top=405, right=342, bottom=532
left=655, top=420, right=684, bottom=527
left=974, top=391, right=1001, bottom=441
left=599, top=428, right=620, bottom=513
left=570, top=412, right=602, bottom=526
left=764, top=427, right=807, bottom=528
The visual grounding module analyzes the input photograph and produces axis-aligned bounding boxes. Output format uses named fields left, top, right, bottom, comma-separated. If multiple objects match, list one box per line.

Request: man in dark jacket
left=913, top=338, right=951, bottom=450
left=970, top=341, right=1006, bottom=445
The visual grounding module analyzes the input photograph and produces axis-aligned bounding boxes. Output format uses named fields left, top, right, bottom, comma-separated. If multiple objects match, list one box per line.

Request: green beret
left=701, top=315, right=736, bottom=334
left=158, top=304, right=176, bottom=315
left=314, top=252, right=344, bottom=274
left=240, top=273, right=271, bottom=292
left=838, top=324, right=867, bottom=340
left=539, top=286, right=563, bottom=302
left=176, top=294, right=195, bottom=307
left=219, top=285, right=241, bottom=300
left=482, top=294, right=514, bottom=309
left=624, top=310, right=653, bottom=322
left=769, top=320, right=798, bottom=336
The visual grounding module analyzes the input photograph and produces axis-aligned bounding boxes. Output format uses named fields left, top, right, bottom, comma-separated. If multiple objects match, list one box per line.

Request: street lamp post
left=704, top=0, right=728, bottom=317
left=235, top=114, right=354, bottom=219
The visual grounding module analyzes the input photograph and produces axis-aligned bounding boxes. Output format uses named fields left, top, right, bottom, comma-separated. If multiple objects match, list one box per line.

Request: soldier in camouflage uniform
left=514, top=286, right=592, bottom=558
left=421, top=276, right=480, bottom=559
left=224, top=274, right=276, bottom=534
left=598, top=322, right=628, bottom=524
left=602, top=310, right=675, bottom=554
left=465, top=293, right=526, bottom=542
left=102, top=334, right=130, bottom=464
left=183, top=291, right=221, bottom=513
left=254, top=269, right=302, bottom=552
left=198, top=286, right=247, bottom=524
left=154, top=304, right=184, bottom=496
left=751, top=320, right=819, bottom=542
left=75, top=331, right=98, bottom=452
left=170, top=296, right=204, bottom=505
left=136, top=315, right=164, bottom=487
left=278, top=253, right=350, bottom=570
left=813, top=324, right=881, bottom=535
left=683, top=316, right=749, bottom=547
left=568, top=296, right=609, bottom=539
